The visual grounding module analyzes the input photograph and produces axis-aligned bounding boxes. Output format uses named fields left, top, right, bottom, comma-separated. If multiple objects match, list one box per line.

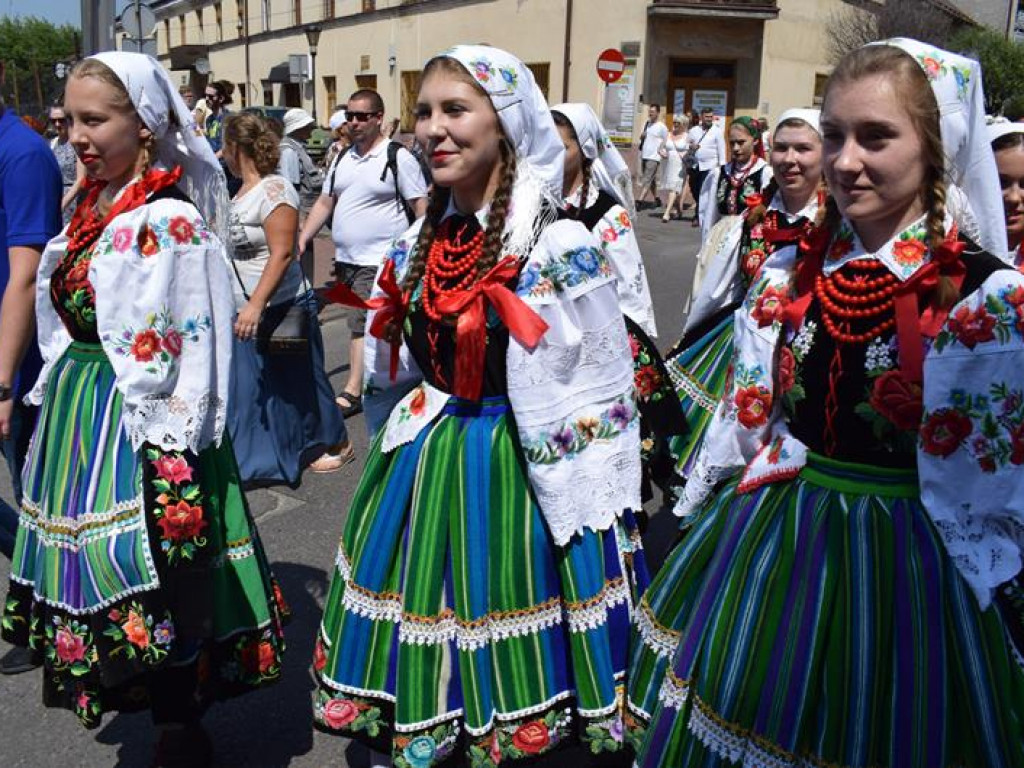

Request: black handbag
left=231, top=257, right=311, bottom=355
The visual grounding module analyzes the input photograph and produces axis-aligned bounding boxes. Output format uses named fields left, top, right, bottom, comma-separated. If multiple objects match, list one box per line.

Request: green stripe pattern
left=628, top=453, right=1024, bottom=768
left=314, top=398, right=648, bottom=766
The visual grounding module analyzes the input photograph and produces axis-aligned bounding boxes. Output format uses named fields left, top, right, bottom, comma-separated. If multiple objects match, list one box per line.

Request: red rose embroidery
left=1003, top=286, right=1024, bottom=307
left=123, top=610, right=150, bottom=648
left=152, top=454, right=193, bottom=484
left=947, top=305, right=996, bottom=349
left=628, top=332, right=641, bottom=359
left=751, top=285, right=789, bottom=327
left=167, top=216, right=195, bottom=245
left=66, top=260, right=91, bottom=287
left=137, top=225, right=160, bottom=257
left=322, top=698, right=361, bottom=730
left=313, top=638, right=327, bottom=672
left=1010, top=423, right=1024, bottom=466
left=54, top=626, right=87, bottom=663
left=920, top=408, right=972, bottom=457
left=891, top=238, right=927, bottom=267
left=490, top=732, right=503, bottom=764
left=130, top=329, right=161, bottom=362
left=921, top=56, right=941, bottom=78
left=634, top=365, right=662, bottom=398
left=157, top=500, right=207, bottom=541
left=743, top=248, right=767, bottom=278
left=734, top=385, right=772, bottom=428
left=241, top=640, right=276, bottom=674
left=162, top=328, right=183, bottom=357
left=511, top=721, right=550, bottom=755
left=408, top=387, right=427, bottom=416
left=869, top=370, right=923, bottom=431
left=778, top=347, right=796, bottom=394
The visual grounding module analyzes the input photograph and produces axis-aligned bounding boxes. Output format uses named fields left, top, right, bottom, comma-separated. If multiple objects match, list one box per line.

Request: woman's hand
left=234, top=300, right=263, bottom=340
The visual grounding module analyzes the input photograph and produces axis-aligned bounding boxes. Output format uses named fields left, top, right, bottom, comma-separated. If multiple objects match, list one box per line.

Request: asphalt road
left=0, top=202, right=702, bottom=767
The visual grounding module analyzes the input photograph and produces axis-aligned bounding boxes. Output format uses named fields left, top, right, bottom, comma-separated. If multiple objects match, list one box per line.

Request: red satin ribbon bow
left=779, top=226, right=830, bottom=330
left=893, top=238, right=966, bottom=382
left=323, top=259, right=408, bottom=381
left=434, top=255, right=549, bottom=401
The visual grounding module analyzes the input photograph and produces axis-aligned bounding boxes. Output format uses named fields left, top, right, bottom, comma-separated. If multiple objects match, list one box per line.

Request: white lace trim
left=11, top=577, right=161, bottom=616
left=18, top=495, right=144, bottom=549
left=336, top=547, right=631, bottom=650
left=124, top=392, right=226, bottom=454
left=673, top=460, right=735, bottom=518
left=657, top=669, right=689, bottom=710
left=929, top=511, right=1024, bottom=611
left=532, top=443, right=642, bottom=546
left=667, top=362, right=719, bottom=412
left=688, top=695, right=813, bottom=768
left=635, top=600, right=680, bottom=660
left=316, top=676, right=398, bottom=704
left=226, top=540, right=255, bottom=561
left=506, top=316, right=627, bottom=393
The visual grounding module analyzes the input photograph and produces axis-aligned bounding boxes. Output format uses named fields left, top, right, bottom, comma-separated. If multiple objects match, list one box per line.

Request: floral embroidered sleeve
left=918, top=271, right=1024, bottom=608
left=675, top=245, right=800, bottom=517
left=90, top=198, right=236, bottom=453
left=508, top=220, right=641, bottom=545
left=597, top=204, right=658, bottom=337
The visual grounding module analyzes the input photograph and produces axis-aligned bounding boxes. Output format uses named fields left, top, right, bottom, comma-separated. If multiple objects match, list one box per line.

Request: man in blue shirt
left=0, top=63, right=62, bottom=676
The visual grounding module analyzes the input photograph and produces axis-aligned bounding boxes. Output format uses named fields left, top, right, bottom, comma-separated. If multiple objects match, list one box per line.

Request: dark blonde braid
left=475, top=139, right=518, bottom=275
left=401, top=185, right=452, bottom=294
left=926, top=176, right=959, bottom=309
left=746, top=177, right=778, bottom=227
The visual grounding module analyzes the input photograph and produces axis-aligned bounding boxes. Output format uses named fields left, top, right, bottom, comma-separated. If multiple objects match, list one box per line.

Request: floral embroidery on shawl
left=95, top=213, right=212, bottom=257
left=516, top=246, right=612, bottom=298
left=147, top=448, right=209, bottom=562
left=105, top=307, right=212, bottom=375
left=522, top=396, right=636, bottom=465
left=920, top=384, right=1024, bottom=472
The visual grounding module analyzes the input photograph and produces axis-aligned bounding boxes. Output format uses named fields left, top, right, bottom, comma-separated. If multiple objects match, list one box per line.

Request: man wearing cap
left=298, top=90, right=427, bottom=418
left=279, top=107, right=323, bottom=210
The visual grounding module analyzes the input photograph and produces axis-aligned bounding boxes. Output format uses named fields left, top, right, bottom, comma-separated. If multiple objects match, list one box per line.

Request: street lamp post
left=305, top=25, right=322, bottom=123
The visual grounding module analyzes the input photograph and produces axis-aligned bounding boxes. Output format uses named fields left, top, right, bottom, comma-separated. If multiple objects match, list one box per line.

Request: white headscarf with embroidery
left=877, top=39, right=1007, bottom=256
left=551, top=102, right=635, bottom=216
left=437, top=45, right=564, bottom=260
left=89, top=51, right=231, bottom=249
left=775, top=108, right=821, bottom=136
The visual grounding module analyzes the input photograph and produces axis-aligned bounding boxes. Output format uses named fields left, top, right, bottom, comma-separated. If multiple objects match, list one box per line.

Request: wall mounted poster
left=603, top=62, right=637, bottom=147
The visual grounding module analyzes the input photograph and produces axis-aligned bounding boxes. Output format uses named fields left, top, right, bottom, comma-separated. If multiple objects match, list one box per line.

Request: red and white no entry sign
left=596, top=49, right=626, bottom=84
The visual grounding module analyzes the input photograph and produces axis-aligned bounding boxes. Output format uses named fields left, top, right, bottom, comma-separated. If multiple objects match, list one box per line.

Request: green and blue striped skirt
left=313, top=395, right=649, bottom=767
left=665, top=311, right=734, bottom=484
left=627, top=453, right=1024, bottom=768
left=2, top=342, right=288, bottom=728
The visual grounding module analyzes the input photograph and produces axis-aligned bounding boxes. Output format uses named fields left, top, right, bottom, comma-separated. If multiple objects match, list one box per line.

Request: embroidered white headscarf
left=436, top=45, right=564, bottom=259
left=775, top=108, right=821, bottom=136
left=88, top=51, right=230, bottom=248
left=551, top=102, right=635, bottom=216
left=876, top=39, right=1007, bottom=256
left=986, top=116, right=1024, bottom=144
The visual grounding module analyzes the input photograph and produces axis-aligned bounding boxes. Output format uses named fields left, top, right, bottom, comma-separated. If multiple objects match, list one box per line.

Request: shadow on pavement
left=93, top=561, right=330, bottom=768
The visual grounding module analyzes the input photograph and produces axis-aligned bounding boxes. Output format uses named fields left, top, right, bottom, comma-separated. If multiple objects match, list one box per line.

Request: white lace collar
left=768, top=190, right=818, bottom=225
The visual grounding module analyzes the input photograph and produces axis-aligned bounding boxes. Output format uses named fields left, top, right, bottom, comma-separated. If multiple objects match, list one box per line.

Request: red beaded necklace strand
left=422, top=218, right=485, bottom=323
left=814, top=258, right=898, bottom=344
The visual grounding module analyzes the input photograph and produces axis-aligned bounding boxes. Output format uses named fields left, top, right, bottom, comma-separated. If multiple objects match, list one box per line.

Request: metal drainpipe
left=561, top=0, right=573, bottom=102
left=244, top=0, right=252, bottom=107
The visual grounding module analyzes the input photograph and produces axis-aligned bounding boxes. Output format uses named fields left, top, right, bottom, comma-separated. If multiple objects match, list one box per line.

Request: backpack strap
left=379, top=141, right=415, bottom=225
left=326, top=144, right=352, bottom=198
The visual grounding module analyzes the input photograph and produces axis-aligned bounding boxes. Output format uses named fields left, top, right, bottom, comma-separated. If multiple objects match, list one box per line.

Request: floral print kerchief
left=440, top=45, right=565, bottom=198
left=875, top=38, right=1006, bottom=257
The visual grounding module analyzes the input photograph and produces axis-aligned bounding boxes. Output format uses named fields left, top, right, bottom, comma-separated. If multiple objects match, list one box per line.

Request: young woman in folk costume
left=314, top=46, right=648, bottom=767
left=696, top=115, right=773, bottom=244
left=626, top=39, right=1024, bottom=768
left=664, top=109, right=824, bottom=496
left=551, top=102, right=687, bottom=503
left=988, top=119, right=1024, bottom=270
left=0, top=53, right=288, bottom=767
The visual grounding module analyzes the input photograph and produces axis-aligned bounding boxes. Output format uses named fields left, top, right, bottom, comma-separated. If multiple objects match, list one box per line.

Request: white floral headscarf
left=552, top=102, right=635, bottom=216
left=89, top=51, right=230, bottom=247
left=877, top=39, right=1007, bottom=256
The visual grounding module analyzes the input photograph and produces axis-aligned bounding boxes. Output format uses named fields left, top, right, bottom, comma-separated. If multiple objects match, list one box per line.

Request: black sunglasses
left=345, top=110, right=379, bottom=122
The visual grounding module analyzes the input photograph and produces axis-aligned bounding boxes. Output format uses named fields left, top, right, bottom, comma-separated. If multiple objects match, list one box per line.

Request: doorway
left=665, top=59, right=736, bottom=129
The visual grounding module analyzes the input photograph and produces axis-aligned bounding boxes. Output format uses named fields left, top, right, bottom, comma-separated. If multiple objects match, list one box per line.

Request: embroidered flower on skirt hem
left=313, top=396, right=650, bottom=766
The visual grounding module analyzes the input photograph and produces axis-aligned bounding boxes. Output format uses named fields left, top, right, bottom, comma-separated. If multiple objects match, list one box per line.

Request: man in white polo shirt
left=299, top=89, right=427, bottom=417
left=635, top=103, right=669, bottom=209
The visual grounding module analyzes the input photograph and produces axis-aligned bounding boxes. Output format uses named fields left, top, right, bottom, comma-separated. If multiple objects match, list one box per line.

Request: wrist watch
left=0, top=383, right=12, bottom=402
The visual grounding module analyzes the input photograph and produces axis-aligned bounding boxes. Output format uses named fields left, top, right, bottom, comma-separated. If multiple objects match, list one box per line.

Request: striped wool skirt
left=1, top=342, right=288, bottom=728
left=665, top=311, right=734, bottom=485
left=313, top=396, right=649, bottom=766
left=626, top=453, right=1024, bottom=768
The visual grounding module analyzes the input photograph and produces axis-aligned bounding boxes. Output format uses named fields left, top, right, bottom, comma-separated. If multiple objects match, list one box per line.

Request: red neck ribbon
left=67, top=166, right=183, bottom=257
left=434, top=255, right=549, bottom=401
left=324, top=258, right=408, bottom=382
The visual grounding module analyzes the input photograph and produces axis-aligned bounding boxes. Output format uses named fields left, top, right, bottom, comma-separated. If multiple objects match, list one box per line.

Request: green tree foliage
left=951, top=27, right=1024, bottom=115
left=0, top=16, right=78, bottom=117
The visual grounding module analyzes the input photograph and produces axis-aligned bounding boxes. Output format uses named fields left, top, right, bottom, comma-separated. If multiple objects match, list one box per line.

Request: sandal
left=308, top=443, right=356, bottom=473
left=335, top=391, right=363, bottom=418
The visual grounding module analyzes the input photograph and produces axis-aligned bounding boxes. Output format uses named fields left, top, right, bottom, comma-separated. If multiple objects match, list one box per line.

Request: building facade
left=140, top=0, right=901, bottom=144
